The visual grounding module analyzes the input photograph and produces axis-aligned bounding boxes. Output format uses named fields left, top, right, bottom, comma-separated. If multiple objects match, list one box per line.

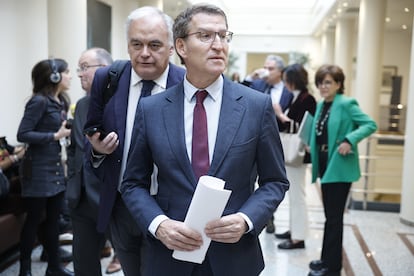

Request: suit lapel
left=327, top=95, right=342, bottom=153
left=209, top=80, right=245, bottom=176
left=162, top=84, right=195, bottom=184
left=113, top=63, right=132, bottom=152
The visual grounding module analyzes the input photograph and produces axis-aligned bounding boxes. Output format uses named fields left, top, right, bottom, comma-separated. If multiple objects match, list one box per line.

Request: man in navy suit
left=243, top=54, right=293, bottom=233
left=243, top=55, right=293, bottom=115
left=67, top=47, right=114, bottom=276
left=121, top=4, right=289, bottom=275
left=84, top=7, right=185, bottom=275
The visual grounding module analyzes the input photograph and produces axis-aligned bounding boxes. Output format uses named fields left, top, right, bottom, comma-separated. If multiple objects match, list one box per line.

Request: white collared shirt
left=119, top=65, right=170, bottom=187
left=270, top=81, right=284, bottom=104
left=183, top=75, right=223, bottom=163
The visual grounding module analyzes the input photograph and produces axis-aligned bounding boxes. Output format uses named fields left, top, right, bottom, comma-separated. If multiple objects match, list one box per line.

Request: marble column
left=321, top=29, right=335, bottom=65
left=400, top=15, right=414, bottom=226
left=335, top=17, right=354, bottom=96
left=354, top=0, right=386, bottom=120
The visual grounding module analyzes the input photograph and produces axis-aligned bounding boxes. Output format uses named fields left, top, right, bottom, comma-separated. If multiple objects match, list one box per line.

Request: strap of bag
left=103, top=60, right=129, bottom=105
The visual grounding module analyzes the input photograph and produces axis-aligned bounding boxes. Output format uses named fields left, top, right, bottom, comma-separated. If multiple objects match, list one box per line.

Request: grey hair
left=125, top=6, right=174, bottom=47
left=266, top=55, right=285, bottom=71
left=84, top=47, right=113, bottom=65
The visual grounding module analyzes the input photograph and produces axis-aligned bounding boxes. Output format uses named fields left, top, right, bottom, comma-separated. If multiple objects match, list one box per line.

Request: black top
left=316, top=101, right=332, bottom=145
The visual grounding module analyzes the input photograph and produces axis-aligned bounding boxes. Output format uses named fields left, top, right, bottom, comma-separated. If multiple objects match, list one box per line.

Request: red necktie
left=192, top=90, right=209, bottom=180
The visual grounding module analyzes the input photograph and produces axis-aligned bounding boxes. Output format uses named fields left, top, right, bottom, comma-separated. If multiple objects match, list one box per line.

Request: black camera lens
left=65, top=119, right=74, bottom=129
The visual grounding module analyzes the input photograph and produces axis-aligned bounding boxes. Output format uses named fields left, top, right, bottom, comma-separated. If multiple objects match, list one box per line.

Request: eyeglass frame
left=76, top=64, right=104, bottom=73
left=317, top=80, right=336, bottom=88
left=183, top=30, right=234, bottom=43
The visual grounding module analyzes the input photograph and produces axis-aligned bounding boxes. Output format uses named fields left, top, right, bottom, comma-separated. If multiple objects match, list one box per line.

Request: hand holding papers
left=172, top=176, right=231, bottom=264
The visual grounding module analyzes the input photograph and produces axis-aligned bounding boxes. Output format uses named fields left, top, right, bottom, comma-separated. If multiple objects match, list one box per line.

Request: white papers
left=298, top=111, right=314, bottom=145
left=172, top=176, right=231, bottom=264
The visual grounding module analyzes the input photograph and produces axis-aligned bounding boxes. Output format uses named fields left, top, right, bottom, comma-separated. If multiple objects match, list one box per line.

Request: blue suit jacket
left=121, top=78, right=289, bottom=275
left=84, top=61, right=185, bottom=232
left=249, top=79, right=293, bottom=112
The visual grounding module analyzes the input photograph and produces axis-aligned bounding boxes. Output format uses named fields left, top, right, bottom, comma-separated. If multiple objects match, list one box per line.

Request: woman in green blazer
left=308, top=65, right=377, bottom=276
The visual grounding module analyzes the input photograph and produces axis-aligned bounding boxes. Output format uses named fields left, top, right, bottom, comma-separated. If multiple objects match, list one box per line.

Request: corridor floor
left=2, top=168, right=414, bottom=275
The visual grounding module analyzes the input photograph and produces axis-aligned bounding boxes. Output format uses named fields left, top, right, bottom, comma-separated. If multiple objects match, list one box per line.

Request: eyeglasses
left=184, top=31, right=233, bottom=43
left=317, top=80, right=334, bottom=88
left=76, top=64, right=103, bottom=73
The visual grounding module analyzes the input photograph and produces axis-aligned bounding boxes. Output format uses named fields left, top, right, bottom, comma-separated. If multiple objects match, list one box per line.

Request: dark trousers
left=110, top=195, right=145, bottom=276
left=70, top=190, right=106, bottom=276
left=320, top=182, right=351, bottom=272
left=192, top=257, right=213, bottom=276
left=20, top=192, right=64, bottom=269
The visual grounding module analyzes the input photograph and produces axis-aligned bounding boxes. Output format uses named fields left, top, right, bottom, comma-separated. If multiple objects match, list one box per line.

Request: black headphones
left=49, top=58, right=62, bottom=84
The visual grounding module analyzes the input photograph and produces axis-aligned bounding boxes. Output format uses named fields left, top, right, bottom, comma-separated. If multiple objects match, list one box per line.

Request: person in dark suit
left=242, top=54, right=293, bottom=114
left=243, top=54, right=293, bottom=233
left=84, top=7, right=186, bottom=276
left=120, top=4, right=289, bottom=276
left=273, top=63, right=316, bottom=249
left=66, top=47, right=114, bottom=276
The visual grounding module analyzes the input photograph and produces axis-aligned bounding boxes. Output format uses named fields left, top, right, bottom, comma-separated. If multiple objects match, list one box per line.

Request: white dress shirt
left=119, top=65, right=170, bottom=188
left=270, top=81, right=284, bottom=105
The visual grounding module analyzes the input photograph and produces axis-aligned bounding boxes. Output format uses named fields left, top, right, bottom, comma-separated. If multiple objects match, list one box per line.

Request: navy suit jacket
left=249, top=79, right=292, bottom=111
left=84, top=61, right=185, bottom=232
left=121, top=78, right=289, bottom=275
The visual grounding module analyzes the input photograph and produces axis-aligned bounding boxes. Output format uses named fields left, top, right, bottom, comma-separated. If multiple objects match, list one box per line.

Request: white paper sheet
left=172, top=175, right=231, bottom=264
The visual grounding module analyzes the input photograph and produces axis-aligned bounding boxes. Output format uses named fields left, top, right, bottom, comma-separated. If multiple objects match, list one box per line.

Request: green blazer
left=310, top=94, right=377, bottom=184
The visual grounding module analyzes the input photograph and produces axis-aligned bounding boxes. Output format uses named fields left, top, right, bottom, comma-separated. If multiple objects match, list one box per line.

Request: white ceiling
left=165, top=0, right=414, bottom=36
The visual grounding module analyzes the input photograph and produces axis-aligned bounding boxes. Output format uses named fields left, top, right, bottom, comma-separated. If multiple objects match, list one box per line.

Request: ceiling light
left=385, top=17, right=391, bottom=22
left=402, top=25, right=407, bottom=30
left=404, top=8, right=410, bottom=13
left=337, top=8, right=342, bottom=13
left=342, top=2, right=348, bottom=8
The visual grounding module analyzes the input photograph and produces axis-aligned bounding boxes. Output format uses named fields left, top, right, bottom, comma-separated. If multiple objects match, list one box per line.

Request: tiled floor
left=2, top=167, right=414, bottom=275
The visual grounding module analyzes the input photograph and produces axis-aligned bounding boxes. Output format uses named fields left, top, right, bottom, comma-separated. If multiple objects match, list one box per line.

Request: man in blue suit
left=243, top=54, right=293, bottom=117
left=243, top=54, right=293, bottom=233
left=121, top=4, right=289, bottom=276
left=84, top=7, right=185, bottom=276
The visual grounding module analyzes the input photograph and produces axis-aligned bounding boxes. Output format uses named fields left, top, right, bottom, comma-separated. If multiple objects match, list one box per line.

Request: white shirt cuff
left=237, top=212, right=253, bottom=233
left=148, top=215, right=169, bottom=237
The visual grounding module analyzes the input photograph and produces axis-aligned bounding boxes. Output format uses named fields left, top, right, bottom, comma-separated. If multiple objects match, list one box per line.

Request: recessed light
left=402, top=25, right=407, bottom=30
left=337, top=8, right=342, bottom=13
left=343, top=2, right=348, bottom=8
left=404, top=8, right=410, bottom=13
left=385, top=17, right=391, bottom=22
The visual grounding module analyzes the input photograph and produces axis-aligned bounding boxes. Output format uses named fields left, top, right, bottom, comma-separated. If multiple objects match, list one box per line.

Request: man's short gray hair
left=125, top=6, right=174, bottom=47
left=266, top=55, right=285, bottom=71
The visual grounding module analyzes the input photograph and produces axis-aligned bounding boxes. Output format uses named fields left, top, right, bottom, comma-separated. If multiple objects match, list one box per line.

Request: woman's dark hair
left=314, top=64, right=345, bottom=94
left=31, top=59, right=68, bottom=94
left=31, top=58, right=70, bottom=110
left=283, top=63, right=308, bottom=92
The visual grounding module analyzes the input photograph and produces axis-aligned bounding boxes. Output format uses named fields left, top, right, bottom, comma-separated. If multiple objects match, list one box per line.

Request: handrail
left=351, top=132, right=404, bottom=210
